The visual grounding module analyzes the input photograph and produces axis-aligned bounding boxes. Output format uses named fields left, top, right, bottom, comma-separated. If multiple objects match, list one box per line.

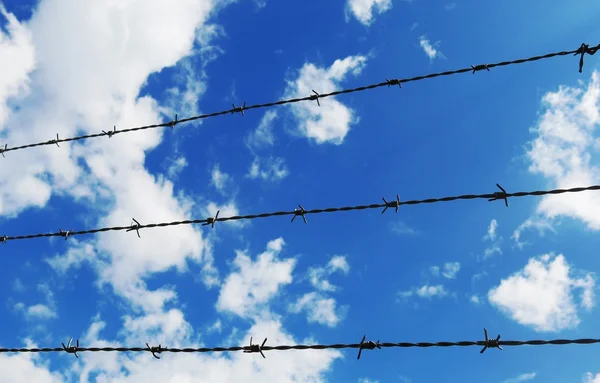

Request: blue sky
left=0, top=0, right=600, bottom=382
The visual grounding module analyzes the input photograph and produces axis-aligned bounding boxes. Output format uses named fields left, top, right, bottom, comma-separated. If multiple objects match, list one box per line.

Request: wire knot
left=146, top=343, right=164, bottom=359
left=386, top=78, right=402, bottom=88
left=310, top=90, right=321, bottom=106
left=167, top=114, right=178, bottom=129
left=471, top=64, right=490, bottom=74
left=243, top=337, right=267, bottom=358
left=357, top=335, right=381, bottom=360
left=202, top=210, right=220, bottom=228
left=59, top=229, right=73, bottom=241
left=231, top=102, right=246, bottom=116
left=575, top=43, right=599, bottom=73
left=1, top=235, right=7, bottom=244
left=488, top=183, right=509, bottom=207
left=126, top=218, right=142, bottom=238
left=480, top=328, right=502, bottom=353
left=102, top=126, right=117, bottom=138
left=48, top=133, right=60, bottom=148
left=381, top=194, right=401, bottom=214
left=291, top=204, right=307, bottom=224
left=0, top=144, right=7, bottom=158
left=62, top=338, right=79, bottom=358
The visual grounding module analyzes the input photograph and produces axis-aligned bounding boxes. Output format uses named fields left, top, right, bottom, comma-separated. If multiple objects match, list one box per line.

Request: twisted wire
left=0, top=43, right=597, bottom=156
left=1, top=184, right=598, bottom=243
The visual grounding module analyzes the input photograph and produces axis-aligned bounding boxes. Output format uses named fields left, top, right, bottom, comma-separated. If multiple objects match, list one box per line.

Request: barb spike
left=575, top=43, right=598, bottom=73
left=311, top=90, right=321, bottom=106
left=1, top=235, right=7, bottom=244
left=480, top=328, right=502, bottom=354
left=0, top=144, right=6, bottom=158
left=62, top=338, right=79, bottom=358
left=471, top=64, right=490, bottom=74
left=168, top=114, right=178, bottom=129
left=59, top=229, right=74, bottom=241
left=381, top=194, right=401, bottom=214
left=126, top=218, right=141, bottom=238
left=357, top=335, right=381, bottom=360
left=291, top=205, right=307, bottom=224
left=202, top=210, right=220, bottom=228
left=386, top=78, right=402, bottom=88
left=146, top=343, right=162, bottom=359
left=102, top=126, right=117, bottom=138
left=243, top=337, right=267, bottom=358
left=488, top=183, right=509, bottom=207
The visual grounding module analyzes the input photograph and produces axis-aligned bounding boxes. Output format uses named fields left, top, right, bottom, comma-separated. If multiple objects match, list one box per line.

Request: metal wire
left=0, top=42, right=598, bottom=157
left=1, top=330, right=598, bottom=359
left=1, top=184, right=598, bottom=243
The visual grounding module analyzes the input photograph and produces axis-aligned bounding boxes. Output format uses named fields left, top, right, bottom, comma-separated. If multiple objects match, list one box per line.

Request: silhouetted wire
left=1, top=184, right=598, bottom=243
left=0, top=43, right=597, bottom=157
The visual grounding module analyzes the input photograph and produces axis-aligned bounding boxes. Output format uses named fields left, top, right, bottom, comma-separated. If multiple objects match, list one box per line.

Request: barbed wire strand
left=0, top=43, right=598, bottom=158
left=1, top=184, right=598, bottom=243
left=1, top=330, right=598, bottom=359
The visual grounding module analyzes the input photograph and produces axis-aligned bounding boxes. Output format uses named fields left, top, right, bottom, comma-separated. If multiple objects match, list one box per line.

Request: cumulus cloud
left=345, top=0, right=393, bottom=26
left=488, top=254, right=595, bottom=332
left=217, top=238, right=296, bottom=317
left=246, top=156, right=289, bottom=182
left=398, top=284, right=449, bottom=300
left=526, top=71, right=600, bottom=229
left=284, top=55, right=367, bottom=144
left=246, top=110, right=277, bottom=150
left=0, top=350, right=64, bottom=382
left=289, top=292, right=346, bottom=327
left=211, top=164, right=233, bottom=194
left=584, top=372, right=600, bottom=383
left=13, top=283, right=57, bottom=320
left=307, top=255, right=350, bottom=292
left=419, top=35, right=443, bottom=60
left=501, top=373, right=536, bottom=383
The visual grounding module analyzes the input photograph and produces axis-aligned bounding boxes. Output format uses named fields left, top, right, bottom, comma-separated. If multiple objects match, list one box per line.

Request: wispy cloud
left=419, top=35, right=444, bottom=60
left=501, top=372, right=536, bottom=383
left=246, top=156, right=289, bottom=182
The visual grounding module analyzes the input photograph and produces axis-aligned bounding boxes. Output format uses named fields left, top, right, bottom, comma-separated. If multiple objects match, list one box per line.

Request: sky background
left=0, top=0, right=600, bottom=382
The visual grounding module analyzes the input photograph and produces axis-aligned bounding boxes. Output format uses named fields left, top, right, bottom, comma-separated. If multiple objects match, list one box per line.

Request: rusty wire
left=0, top=42, right=597, bottom=158
left=0, top=330, right=598, bottom=360
left=1, top=183, right=598, bottom=244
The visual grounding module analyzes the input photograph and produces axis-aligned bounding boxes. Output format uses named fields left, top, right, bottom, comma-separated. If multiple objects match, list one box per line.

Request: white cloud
left=217, top=238, right=296, bottom=317
left=246, top=110, right=277, bottom=150
left=484, top=219, right=498, bottom=241
left=307, top=255, right=350, bottom=292
left=14, top=283, right=57, bottom=320
left=345, top=0, right=393, bottom=26
left=584, top=372, right=600, bottom=383
left=358, top=378, right=380, bottom=383
left=488, top=254, right=595, bottom=332
left=167, top=156, right=188, bottom=179
left=284, top=55, right=367, bottom=144
left=246, top=156, right=289, bottom=182
left=0, top=351, right=64, bottom=383
left=0, top=5, right=35, bottom=128
left=502, top=372, right=536, bottom=383
left=470, top=295, right=481, bottom=304
left=390, top=221, right=418, bottom=235
left=429, top=266, right=440, bottom=276
left=289, top=292, right=346, bottom=327
left=398, top=284, right=449, bottom=300
left=526, top=71, right=600, bottom=229
left=512, top=217, right=555, bottom=250
left=210, top=164, right=233, bottom=194
left=204, top=200, right=247, bottom=229
left=419, top=35, right=443, bottom=60
left=442, top=262, right=460, bottom=279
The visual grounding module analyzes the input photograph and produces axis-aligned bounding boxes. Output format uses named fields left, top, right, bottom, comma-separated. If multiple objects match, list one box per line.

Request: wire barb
left=102, top=126, right=117, bottom=138
left=310, top=90, right=321, bottom=106
left=381, top=194, right=401, bottom=214
left=0, top=235, right=7, bottom=244
left=386, top=78, right=402, bottom=88
left=126, top=218, right=142, bottom=238
left=59, top=229, right=73, bottom=241
left=488, top=183, right=509, bottom=207
left=471, top=64, right=490, bottom=74
left=575, top=43, right=599, bottom=73
left=480, top=328, right=502, bottom=354
left=48, top=133, right=60, bottom=148
left=231, top=102, right=246, bottom=116
left=0, top=144, right=7, bottom=158
left=357, top=335, right=381, bottom=360
left=146, top=343, right=163, bottom=359
left=62, top=338, right=79, bottom=358
left=202, top=210, right=220, bottom=228
left=167, top=114, right=178, bottom=129
left=291, top=204, right=307, bottom=224
left=243, top=337, right=267, bottom=358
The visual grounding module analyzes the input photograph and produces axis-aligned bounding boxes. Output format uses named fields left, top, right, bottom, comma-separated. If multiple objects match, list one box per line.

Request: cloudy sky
left=0, top=0, right=600, bottom=382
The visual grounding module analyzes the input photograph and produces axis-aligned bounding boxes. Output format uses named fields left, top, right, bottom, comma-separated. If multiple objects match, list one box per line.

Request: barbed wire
left=1, top=330, right=598, bottom=359
left=1, top=183, right=598, bottom=244
left=0, top=43, right=597, bottom=158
